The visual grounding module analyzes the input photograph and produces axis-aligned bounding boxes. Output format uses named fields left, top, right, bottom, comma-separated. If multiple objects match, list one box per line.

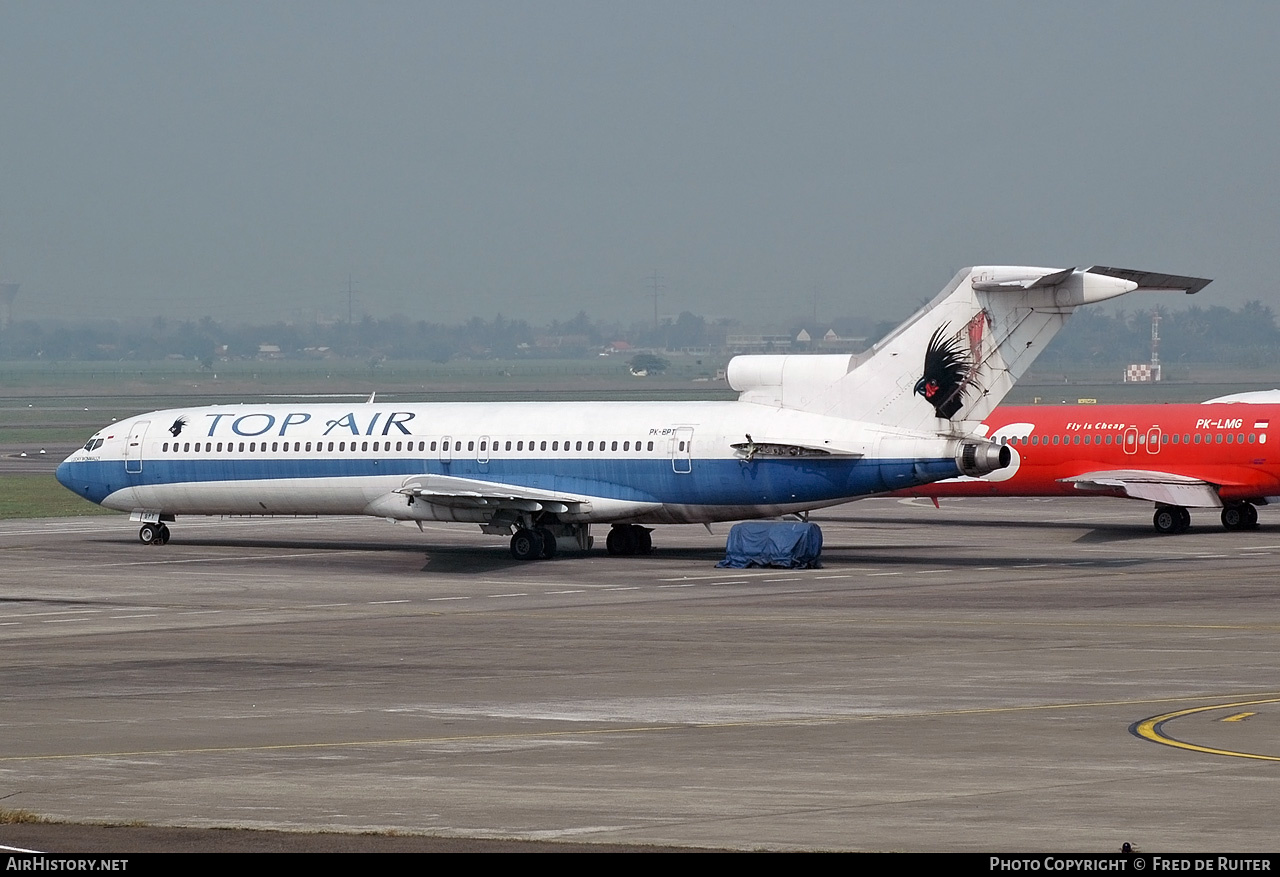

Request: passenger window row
left=999, top=432, right=1262, bottom=447
left=158, top=438, right=669, bottom=454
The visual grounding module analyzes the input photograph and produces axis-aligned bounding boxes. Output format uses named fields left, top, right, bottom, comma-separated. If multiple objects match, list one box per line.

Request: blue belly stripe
left=57, top=455, right=963, bottom=508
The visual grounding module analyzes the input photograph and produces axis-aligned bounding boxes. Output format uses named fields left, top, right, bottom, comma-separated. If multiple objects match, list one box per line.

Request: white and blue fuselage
left=55, top=399, right=979, bottom=526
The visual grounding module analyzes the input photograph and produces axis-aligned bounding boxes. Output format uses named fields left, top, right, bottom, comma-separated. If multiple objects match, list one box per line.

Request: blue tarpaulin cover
left=716, top=521, right=823, bottom=569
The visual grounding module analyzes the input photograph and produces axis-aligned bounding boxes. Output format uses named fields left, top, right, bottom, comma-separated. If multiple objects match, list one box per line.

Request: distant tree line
left=0, top=309, right=743, bottom=363
left=1034, top=302, right=1280, bottom=370
left=0, top=302, right=1277, bottom=368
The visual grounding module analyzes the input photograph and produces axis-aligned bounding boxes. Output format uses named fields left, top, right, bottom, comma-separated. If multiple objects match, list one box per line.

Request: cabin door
left=125, top=420, right=150, bottom=474
left=1145, top=427, right=1162, bottom=455
left=671, top=427, right=694, bottom=474
left=1122, top=427, right=1138, bottom=455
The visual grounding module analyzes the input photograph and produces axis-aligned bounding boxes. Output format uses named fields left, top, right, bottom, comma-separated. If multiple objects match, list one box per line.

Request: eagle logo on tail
left=914, top=322, right=978, bottom=420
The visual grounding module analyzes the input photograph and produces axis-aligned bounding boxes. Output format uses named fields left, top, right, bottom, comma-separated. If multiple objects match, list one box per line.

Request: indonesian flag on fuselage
left=1254, top=419, right=1270, bottom=429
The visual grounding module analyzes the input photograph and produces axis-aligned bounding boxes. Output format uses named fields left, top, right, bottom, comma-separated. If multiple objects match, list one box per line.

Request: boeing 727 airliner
left=55, top=266, right=1208, bottom=559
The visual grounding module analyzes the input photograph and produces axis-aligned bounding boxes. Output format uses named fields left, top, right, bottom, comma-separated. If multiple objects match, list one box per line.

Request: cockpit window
left=82, top=438, right=104, bottom=451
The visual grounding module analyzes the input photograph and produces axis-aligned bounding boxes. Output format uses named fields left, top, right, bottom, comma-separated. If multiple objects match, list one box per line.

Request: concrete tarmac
left=0, top=443, right=71, bottom=474
left=1, top=496, right=1278, bottom=852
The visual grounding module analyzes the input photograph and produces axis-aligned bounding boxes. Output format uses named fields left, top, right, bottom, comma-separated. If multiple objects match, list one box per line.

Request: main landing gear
left=1153, top=502, right=1261, bottom=534
left=605, top=524, right=652, bottom=556
left=1152, top=505, right=1192, bottom=534
left=509, top=527, right=560, bottom=561
left=1220, top=501, right=1259, bottom=531
left=138, top=523, right=170, bottom=545
left=507, top=521, right=650, bottom=560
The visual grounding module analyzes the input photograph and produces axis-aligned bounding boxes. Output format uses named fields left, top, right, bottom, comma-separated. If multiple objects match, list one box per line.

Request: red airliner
left=899, top=391, right=1280, bottom=533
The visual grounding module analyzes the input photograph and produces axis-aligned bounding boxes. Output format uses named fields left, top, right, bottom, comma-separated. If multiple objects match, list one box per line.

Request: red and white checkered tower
left=1150, top=308, right=1161, bottom=381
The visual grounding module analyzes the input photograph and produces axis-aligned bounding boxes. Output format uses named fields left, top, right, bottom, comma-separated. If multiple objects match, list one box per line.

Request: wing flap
left=396, top=474, right=593, bottom=513
left=1060, top=469, right=1223, bottom=508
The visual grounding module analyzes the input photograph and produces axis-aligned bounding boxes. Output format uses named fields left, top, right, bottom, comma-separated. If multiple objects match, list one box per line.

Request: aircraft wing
left=395, top=474, right=594, bottom=514
left=1059, top=469, right=1222, bottom=508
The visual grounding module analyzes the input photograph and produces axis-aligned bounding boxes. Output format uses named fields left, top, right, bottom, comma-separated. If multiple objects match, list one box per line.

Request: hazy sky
left=2, top=2, right=1277, bottom=327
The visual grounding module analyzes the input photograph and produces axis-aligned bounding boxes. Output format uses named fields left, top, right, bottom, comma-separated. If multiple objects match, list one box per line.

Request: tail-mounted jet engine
left=956, top=441, right=1010, bottom=478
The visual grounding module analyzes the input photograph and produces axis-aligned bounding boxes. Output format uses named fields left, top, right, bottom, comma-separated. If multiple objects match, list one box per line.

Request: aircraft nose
left=55, top=455, right=95, bottom=501
left=55, top=458, right=73, bottom=490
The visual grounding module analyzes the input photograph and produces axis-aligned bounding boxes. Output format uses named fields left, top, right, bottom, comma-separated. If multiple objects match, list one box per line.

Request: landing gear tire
left=606, top=524, right=652, bottom=556
left=157, top=523, right=171, bottom=544
left=536, top=527, right=558, bottom=559
left=510, top=528, right=544, bottom=561
left=606, top=525, right=638, bottom=556
left=138, top=524, right=158, bottom=544
left=1222, top=504, right=1243, bottom=530
left=1175, top=507, right=1191, bottom=532
left=1222, top=502, right=1259, bottom=531
left=1242, top=502, right=1259, bottom=529
left=1153, top=506, right=1187, bottom=535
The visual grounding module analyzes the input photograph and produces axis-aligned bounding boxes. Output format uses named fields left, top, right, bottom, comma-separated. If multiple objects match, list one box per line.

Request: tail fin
left=729, top=265, right=1209, bottom=433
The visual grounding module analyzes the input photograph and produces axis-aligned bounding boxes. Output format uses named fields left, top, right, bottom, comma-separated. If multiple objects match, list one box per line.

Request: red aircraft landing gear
left=1153, top=505, right=1191, bottom=534
left=1221, top=502, right=1259, bottom=531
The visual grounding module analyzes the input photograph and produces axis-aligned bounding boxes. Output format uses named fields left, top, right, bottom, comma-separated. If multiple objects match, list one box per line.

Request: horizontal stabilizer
left=1086, top=266, right=1212, bottom=295
left=1060, top=469, right=1222, bottom=508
